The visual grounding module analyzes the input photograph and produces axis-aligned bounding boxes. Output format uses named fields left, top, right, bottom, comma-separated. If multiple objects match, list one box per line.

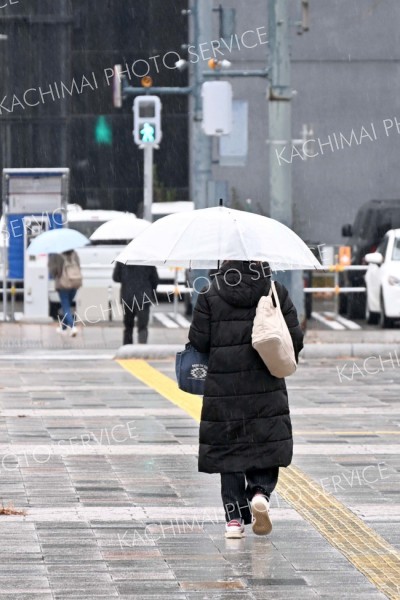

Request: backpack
left=251, top=281, right=296, bottom=378
left=58, top=253, right=83, bottom=290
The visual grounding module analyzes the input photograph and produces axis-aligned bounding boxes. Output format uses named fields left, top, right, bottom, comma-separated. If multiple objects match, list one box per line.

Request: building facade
left=208, top=0, right=400, bottom=245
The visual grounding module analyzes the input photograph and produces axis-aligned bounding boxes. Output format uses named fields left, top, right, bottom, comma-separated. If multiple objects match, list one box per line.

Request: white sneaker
left=69, top=327, right=78, bottom=337
left=251, top=494, right=272, bottom=535
left=56, top=327, right=67, bottom=335
left=225, top=519, right=245, bottom=539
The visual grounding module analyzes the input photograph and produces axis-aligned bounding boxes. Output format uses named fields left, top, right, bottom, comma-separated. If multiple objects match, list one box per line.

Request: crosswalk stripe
left=153, top=312, right=179, bottom=329
left=168, top=312, right=191, bottom=328
left=324, top=311, right=361, bottom=330
left=311, top=311, right=345, bottom=330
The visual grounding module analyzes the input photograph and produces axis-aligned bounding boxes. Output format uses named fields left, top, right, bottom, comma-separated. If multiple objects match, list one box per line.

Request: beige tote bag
left=251, top=281, right=297, bottom=378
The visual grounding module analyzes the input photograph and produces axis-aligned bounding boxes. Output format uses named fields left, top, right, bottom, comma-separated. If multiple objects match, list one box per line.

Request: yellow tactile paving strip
left=278, top=466, right=400, bottom=600
left=117, top=359, right=400, bottom=600
left=118, top=359, right=203, bottom=422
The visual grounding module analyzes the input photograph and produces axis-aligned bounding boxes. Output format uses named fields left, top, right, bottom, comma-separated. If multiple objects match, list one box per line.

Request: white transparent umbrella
left=116, top=206, right=322, bottom=270
left=90, top=214, right=150, bottom=242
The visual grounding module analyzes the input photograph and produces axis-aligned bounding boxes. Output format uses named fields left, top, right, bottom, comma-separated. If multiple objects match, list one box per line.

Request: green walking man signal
left=140, top=123, right=156, bottom=143
left=133, top=96, right=162, bottom=145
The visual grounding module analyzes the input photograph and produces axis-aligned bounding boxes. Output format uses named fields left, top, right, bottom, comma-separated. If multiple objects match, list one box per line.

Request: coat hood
left=212, top=261, right=271, bottom=308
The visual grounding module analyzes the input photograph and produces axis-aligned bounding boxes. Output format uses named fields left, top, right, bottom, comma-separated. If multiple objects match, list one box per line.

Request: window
left=376, top=235, right=389, bottom=261
left=68, top=221, right=106, bottom=238
left=392, top=237, right=400, bottom=261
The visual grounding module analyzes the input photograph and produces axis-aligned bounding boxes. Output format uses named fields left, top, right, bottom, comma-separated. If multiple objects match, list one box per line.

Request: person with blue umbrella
left=28, top=228, right=89, bottom=336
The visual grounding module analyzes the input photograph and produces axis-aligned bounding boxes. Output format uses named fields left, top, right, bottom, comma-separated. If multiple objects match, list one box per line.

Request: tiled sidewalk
left=0, top=321, right=190, bottom=354
left=0, top=356, right=398, bottom=598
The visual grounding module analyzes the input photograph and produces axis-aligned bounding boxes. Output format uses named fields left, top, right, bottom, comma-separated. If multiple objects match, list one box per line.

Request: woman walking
left=49, top=250, right=82, bottom=336
left=188, top=260, right=304, bottom=539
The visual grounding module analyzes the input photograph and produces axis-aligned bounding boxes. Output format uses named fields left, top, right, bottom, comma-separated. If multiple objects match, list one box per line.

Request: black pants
left=123, top=304, right=150, bottom=345
left=221, top=467, right=279, bottom=524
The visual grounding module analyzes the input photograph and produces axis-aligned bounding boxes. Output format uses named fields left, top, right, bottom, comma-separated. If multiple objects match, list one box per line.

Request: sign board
left=201, top=81, right=233, bottom=136
left=8, top=175, right=63, bottom=195
left=8, top=194, right=64, bottom=214
left=219, top=100, right=248, bottom=166
left=2, top=168, right=69, bottom=281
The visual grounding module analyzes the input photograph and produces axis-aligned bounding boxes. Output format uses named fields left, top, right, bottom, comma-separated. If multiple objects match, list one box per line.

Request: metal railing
left=304, top=264, right=368, bottom=316
left=1, top=263, right=369, bottom=321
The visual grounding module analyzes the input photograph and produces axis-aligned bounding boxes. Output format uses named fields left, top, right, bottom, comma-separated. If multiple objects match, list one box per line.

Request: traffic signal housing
left=133, top=96, right=162, bottom=145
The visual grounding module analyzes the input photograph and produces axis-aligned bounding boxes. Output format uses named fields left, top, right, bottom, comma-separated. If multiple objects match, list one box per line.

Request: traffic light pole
left=143, top=145, right=154, bottom=223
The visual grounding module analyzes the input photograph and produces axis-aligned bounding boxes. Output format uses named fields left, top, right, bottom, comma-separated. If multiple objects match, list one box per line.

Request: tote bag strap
left=270, top=280, right=281, bottom=309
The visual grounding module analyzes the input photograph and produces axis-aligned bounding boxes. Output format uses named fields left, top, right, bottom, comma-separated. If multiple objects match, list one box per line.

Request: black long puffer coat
left=188, top=261, right=304, bottom=474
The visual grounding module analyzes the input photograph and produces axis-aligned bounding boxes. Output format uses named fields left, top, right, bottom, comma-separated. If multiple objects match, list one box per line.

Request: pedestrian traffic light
left=133, top=96, right=162, bottom=145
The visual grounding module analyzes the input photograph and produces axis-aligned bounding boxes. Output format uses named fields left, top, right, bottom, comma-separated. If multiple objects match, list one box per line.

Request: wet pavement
left=0, top=318, right=190, bottom=354
left=1, top=318, right=400, bottom=358
left=0, top=354, right=399, bottom=599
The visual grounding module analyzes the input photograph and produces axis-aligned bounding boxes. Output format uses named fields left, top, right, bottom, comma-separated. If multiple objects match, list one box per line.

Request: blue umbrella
left=27, top=228, right=90, bottom=256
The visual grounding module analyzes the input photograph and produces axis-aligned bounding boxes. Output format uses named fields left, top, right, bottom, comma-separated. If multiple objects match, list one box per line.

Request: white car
left=365, top=228, right=400, bottom=327
left=66, top=205, right=129, bottom=238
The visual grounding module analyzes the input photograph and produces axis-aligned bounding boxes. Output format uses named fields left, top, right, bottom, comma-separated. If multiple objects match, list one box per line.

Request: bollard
left=10, top=281, right=16, bottom=322
left=173, top=268, right=179, bottom=318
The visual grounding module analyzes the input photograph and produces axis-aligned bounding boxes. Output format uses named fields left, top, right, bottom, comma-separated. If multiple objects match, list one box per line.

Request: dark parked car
left=340, top=199, right=400, bottom=318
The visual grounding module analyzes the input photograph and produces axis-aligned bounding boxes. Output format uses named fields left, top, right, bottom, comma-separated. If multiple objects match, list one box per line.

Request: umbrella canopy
left=116, top=206, right=322, bottom=270
left=27, top=228, right=90, bottom=256
left=90, top=214, right=150, bottom=242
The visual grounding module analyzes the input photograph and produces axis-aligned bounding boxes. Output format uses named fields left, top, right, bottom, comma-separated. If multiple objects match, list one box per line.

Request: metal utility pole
left=59, top=0, right=71, bottom=167
left=187, top=0, right=214, bottom=309
left=189, top=0, right=213, bottom=210
left=268, top=0, right=292, bottom=228
left=268, top=0, right=305, bottom=321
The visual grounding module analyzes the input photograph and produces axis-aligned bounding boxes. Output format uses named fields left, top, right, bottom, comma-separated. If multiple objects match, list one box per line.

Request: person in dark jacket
left=112, top=263, right=159, bottom=345
left=188, top=260, right=303, bottom=539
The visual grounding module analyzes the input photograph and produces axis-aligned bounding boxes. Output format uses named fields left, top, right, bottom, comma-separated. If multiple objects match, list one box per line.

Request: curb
left=301, top=343, right=400, bottom=359
left=115, top=343, right=400, bottom=360
left=115, top=344, right=183, bottom=359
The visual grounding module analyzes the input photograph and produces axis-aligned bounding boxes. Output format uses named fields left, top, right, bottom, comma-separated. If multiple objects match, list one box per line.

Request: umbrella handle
left=218, top=199, right=223, bottom=266
left=217, top=198, right=224, bottom=271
